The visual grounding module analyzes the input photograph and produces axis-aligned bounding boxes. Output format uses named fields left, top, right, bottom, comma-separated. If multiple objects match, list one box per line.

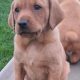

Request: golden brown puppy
left=8, top=0, right=70, bottom=80
left=58, top=0, right=80, bottom=63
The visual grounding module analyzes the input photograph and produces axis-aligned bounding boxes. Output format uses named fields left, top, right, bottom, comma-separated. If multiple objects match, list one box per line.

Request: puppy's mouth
left=18, top=31, right=39, bottom=37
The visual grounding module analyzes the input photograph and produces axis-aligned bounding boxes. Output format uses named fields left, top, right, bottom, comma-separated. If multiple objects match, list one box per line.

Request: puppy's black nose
left=18, top=20, right=28, bottom=29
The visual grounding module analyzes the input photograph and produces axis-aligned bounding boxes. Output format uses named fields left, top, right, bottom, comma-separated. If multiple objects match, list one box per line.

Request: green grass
left=0, top=0, right=14, bottom=70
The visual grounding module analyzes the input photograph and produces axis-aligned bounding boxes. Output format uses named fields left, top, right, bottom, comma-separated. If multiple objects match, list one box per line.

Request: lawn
left=0, top=0, right=14, bottom=70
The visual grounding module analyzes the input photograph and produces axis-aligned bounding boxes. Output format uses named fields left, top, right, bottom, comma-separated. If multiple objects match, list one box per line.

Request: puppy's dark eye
left=15, top=7, right=20, bottom=13
left=34, top=4, right=42, bottom=10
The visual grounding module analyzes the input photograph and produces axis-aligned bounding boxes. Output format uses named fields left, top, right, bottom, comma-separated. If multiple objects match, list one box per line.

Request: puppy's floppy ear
left=49, top=0, right=63, bottom=29
left=8, top=2, right=15, bottom=29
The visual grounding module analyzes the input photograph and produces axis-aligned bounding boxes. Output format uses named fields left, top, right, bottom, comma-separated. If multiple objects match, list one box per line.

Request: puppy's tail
left=65, top=31, right=78, bottom=43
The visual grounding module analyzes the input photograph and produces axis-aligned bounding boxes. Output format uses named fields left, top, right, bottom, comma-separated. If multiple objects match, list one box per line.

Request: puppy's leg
left=48, top=64, right=61, bottom=80
left=14, top=60, right=25, bottom=80
left=69, top=51, right=80, bottom=64
left=60, top=62, right=70, bottom=80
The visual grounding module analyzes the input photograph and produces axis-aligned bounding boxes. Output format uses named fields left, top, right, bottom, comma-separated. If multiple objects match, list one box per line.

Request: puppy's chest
left=23, top=49, right=47, bottom=67
left=15, top=44, right=49, bottom=67
left=15, top=45, right=49, bottom=80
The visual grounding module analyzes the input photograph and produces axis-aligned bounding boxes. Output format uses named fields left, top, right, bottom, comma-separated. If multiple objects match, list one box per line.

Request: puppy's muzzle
left=18, top=20, right=29, bottom=30
left=18, top=20, right=31, bottom=34
left=18, top=19, right=39, bottom=36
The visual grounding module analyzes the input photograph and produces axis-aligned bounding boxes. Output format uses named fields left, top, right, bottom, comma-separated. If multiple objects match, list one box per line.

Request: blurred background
left=0, top=0, right=14, bottom=70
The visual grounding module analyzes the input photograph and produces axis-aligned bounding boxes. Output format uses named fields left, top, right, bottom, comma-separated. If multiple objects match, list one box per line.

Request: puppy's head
left=8, top=0, right=63, bottom=37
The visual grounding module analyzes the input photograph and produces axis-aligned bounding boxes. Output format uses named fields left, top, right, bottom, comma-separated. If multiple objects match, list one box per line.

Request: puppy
left=58, top=0, right=80, bottom=64
left=8, top=0, right=70, bottom=80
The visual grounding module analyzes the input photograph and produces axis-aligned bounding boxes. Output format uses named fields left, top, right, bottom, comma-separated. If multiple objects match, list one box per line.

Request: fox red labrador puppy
left=58, top=0, right=80, bottom=63
left=8, top=0, right=70, bottom=80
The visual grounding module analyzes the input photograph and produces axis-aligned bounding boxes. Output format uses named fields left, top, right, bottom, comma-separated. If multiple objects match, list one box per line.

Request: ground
left=69, top=62, right=80, bottom=80
left=0, top=0, right=14, bottom=70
